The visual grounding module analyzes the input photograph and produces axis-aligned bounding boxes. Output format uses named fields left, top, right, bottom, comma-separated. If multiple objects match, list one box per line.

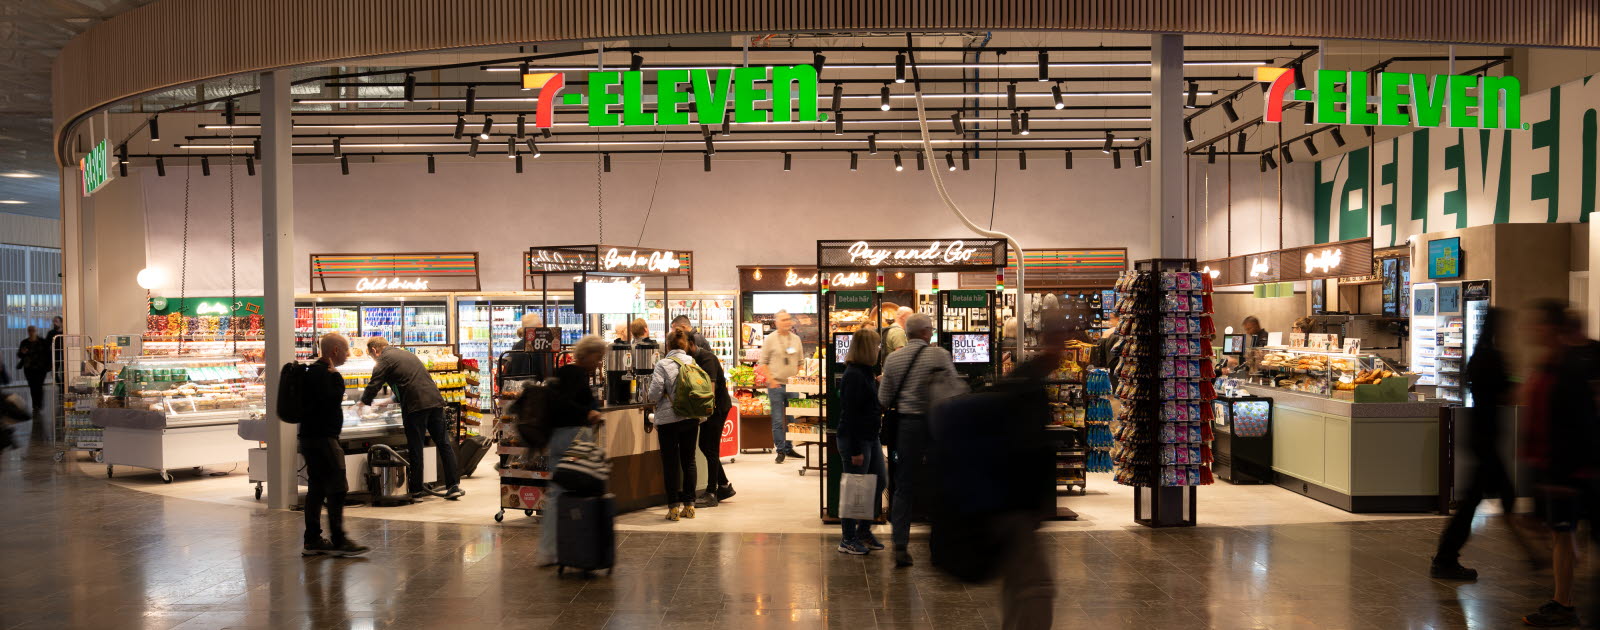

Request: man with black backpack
left=293, top=334, right=369, bottom=557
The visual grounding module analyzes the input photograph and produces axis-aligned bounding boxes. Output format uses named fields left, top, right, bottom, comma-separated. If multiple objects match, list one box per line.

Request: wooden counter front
left=597, top=405, right=666, bottom=513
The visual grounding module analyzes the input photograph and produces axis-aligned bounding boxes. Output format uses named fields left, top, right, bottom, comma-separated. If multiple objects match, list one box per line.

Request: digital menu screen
left=950, top=333, right=990, bottom=364
left=833, top=332, right=853, bottom=363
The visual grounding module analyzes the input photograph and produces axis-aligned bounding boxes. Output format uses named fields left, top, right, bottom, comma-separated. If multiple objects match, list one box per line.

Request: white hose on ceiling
left=904, top=50, right=1028, bottom=367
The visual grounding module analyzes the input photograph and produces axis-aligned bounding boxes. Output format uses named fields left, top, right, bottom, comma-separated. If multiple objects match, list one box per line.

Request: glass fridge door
left=490, top=305, right=522, bottom=357
left=294, top=307, right=317, bottom=359
left=360, top=306, right=402, bottom=342
left=403, top=305, right=448, bottom=345
left=316, top=307, right=360, bottom=341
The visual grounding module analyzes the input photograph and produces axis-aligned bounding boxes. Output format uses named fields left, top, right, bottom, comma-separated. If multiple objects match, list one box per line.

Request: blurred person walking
left=881, top=304, right=910, bottom=356
left=361, top=337, right=462, bottom=500
left=1521, top=302, right=1600, bottom=627
left=836, top=327, right=887, bottom=555
left=878, top=313, right=964, bottom=567
left=535, top=334, right=607, bottom=566
left=46, top=316, right=62, bottom=389
left=1431, top=307, right=1535, bottom=580
left=674, top=319, right=735, bottom=508
left=644, top=329, right=707, bottom=521
left=300, top=334, right=369, bottom=557
left=930, top=311, right=1061, bottom=629
left=761, top=310, right=805, bottom=463
left=15, top=326, right=50, bottom=417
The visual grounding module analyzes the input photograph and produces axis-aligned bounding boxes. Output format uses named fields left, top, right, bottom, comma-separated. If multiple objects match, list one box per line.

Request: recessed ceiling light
left=0, top=200, right=27, bottom=204
left=1, top=172, right=39, bottom=178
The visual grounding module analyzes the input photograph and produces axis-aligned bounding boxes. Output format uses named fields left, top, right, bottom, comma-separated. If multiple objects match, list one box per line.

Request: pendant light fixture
left=915, top=150, right=925, bottom=171
left=200, top=156, right=211, bottom=176
left=849, top=151, right=858, bottom=171
left=895, top=52, right=907, bottom=83
left=427, top=154, right=435, bottom=173
left=465, top=85, right=477, bottom=114
left=468, top=136, right=480, bottom=157
left=453, top=115, right=465, bottom=139
left=894, top=151, right=904, bottom=171
left=245, top=158, right=254, bottom=177
left=703, top=151, right=712, bottom=172
left=332, top=137, right=342, bottom=157
left=831, top=84, right=843, bottom=112
left=1330, top=127, right=1347, bottom=147
left=834, top=112, right=844, bottom=135
left=880, top=84, right=891, bottom=111
left=155, top=157, right=166, bottom=176
left=1236, top=132, right=1247, bottom=153
left=705, top=135, right=715, bottom=155
left=516, top=114, right=526, bottom=138
left=1207, top=145, right=1217, bottom=164
left=1281, top=146, right=1294, bottom=164
left=1051, top=82, right=1065, bottom=109
left=1133, top=147, right=1144, bottom=168
left=1186, top=81, right=1199, bottom=108
left=629, top=53, right=643, bottom=72
left=515, top=154, right=524, bottom=173
left=945, top=151, right=956, bottom=171
left=339, top=154, right=349, bottom=175
left=1102, top=131, right=1114, bottom=154
left=1222, top=98, right=1239, bottom=123
left=1018, top=150, right=1028, bottom=170
left=1263, top=151, right=1278, bottom=170
left=526, top=138, right=541, bottom=157
left=1302, top=136, right=1318, bottom=156
left=506, top=136, right=517, bottom=158
left=1112, top=149, right=1122, bottom=169
left=1063, top=149, right=1073, bottom=169
left=1006, top=82, right=1018, bottom=110
left=224, top=99, right=236, bottom=125
left=813, top=51, right=826, bottom=75
left=951, top=113, right=965, bottom=135
left=1009, top=112, right=1020, bottom=135
left=721, top=120, right=730, bottom=136
left=868, top=133, right=878, bottom=155
left=480, top=116, right=493, bottom=140
left=961, top=150, right=970, bottom=171
left=1037, top=51, right=1049, bottom=82
left=1020, top=111, right=1030, bottom=135
left=603, top=153, right=612, bottom=172
left=1183, top=119, right=1193, bottom=142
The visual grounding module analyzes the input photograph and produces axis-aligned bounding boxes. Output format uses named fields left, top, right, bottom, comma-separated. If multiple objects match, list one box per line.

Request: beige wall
left=84, top=174, right=147, bottom=341
left=0, top=214, right=61, bottom=248
left=1214, top=290, right=1306, bottom=340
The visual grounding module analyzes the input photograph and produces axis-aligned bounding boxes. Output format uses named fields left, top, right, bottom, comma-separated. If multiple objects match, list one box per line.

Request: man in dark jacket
left=16, top=326, right=51, bottom=417
left=675, top=319, right=735, bottom=507
left=362, top=337, right=462, bottom=500
left=301, top=334, right=368, bottom=557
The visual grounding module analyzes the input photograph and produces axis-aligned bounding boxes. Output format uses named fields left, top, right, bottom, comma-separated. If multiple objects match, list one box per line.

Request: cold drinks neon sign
left=355, top=277, right=430, bottom=291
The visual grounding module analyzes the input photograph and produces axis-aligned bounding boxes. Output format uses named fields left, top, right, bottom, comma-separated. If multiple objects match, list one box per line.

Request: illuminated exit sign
left=80, top=139, right=112, bottom=196
left=522, top=66, right=825, bottom=129
left=1260, top=67, right=1525, bottom=130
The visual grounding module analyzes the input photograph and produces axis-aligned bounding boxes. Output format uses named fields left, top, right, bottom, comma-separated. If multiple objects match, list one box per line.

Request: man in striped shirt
left=877, top=313, right=964, bottom=567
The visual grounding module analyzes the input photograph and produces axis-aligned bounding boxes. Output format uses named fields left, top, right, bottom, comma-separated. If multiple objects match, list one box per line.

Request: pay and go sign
left=1259, top=66, right=1525, bottom=130
left=521, top=65, right=824, bottom=129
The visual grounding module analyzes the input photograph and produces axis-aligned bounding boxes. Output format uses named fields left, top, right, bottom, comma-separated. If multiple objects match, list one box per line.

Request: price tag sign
left=531, top=327, right=558, bottom=352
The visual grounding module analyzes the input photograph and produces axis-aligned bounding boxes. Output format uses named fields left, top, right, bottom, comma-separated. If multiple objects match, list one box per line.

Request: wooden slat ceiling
left=53, top=0, right=1600, bottom=168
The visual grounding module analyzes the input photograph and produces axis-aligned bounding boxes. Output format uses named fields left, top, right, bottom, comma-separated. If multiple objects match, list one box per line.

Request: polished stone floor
left=0, top=422, right=1576, bottom=629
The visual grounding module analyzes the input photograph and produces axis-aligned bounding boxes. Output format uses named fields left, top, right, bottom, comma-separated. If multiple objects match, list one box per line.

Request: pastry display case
left=1246, top=347, right=1400, bottom=399
left=109, top=355, right=266, bottom=426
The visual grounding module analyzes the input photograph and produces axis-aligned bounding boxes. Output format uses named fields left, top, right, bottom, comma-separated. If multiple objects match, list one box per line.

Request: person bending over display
left=362, top=337, right=463, bottom=500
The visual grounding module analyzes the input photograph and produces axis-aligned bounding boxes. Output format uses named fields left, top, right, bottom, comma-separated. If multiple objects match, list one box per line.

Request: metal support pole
left=1151, top=35, right=1185, bottom=258
left=262, top=70, right=298, bottom=510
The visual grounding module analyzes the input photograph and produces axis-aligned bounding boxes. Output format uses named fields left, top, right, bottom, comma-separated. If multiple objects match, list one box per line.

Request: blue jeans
left=891, top=414, right=929, bottom=549
left=839, top=437, right=886, bottom=544
left=769, top=384, right=791, bottom=452
left=538, top=425, right=582, bottom=561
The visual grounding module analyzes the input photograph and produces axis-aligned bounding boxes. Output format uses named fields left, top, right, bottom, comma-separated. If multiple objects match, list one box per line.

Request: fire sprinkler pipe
left=904, top=37, right=1027, bottom=366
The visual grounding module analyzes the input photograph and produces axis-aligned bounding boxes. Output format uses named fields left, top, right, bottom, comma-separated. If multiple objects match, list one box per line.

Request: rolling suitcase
left=455, top=434, right=491, bottom=478
left=555, top=493, right=615, bottom=575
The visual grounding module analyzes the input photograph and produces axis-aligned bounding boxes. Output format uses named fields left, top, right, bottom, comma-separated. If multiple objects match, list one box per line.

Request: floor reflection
left=0, top=444, right=1561, bottom=629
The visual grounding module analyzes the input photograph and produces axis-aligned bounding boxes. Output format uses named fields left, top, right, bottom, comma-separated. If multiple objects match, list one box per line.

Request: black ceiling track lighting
left=339, top=154, right=349, bottom=175
left=783, top=152, right=792, bottom=171
left=894, top=52, right=907, bottom=83
left=405, top=72, right=417, bottom=99
left=200, top=155, right=210, bottom=176
left=1018, top=150, right=1028, bottom=170
left=1112, top=149, right=1122, bottom=169
left=516, top=113, right=526, bottom=138
left=427, top=154, right=435, bottom=173
left=1263, top=151, right=1278, bottom=170
left=721, top=119, right=730, bottom=136
left=1207, top=144, right=1216, bottom=164
left=1009, top=112, right=1020, bottom=135
left=245, top=157, right=254, bottom=176
left=526, top=138, right=540, bottom=157
left=705, top=135, right=715, bottom=155
left=1183, top=119, right=1193, bottom=143
left=1186, top=81, right=1198, bottom=108
left=468, top=136, right=479, bottom=157
left=148, top=115, right=160, bottom=142
left=1330, top=127, right=1346, bottom=147
left=515, top=153, right=524, bottom=173
left=1051, top=82, right=1065, bottom=109
left=1302, top=136, right=1318, bottom=156
left=849, top=151, right=858, bottom=171
left=224, top=99, right=236, bottom=125
left=1006, top=82, right=1018, bottom=110
left=506, top=136, right=517, bottom=158
left=1133, top=146, right=1144, bottom=167
left=1063, top=149, right=1073, bottom=169
left=453, top=115, right=465, bottom=139
left=945, top=151, right=956, bottom=171
left=834, top=112, right=844, bottom=135
left=629, top=53, right=643, bottom=72
left=894, top=151, right=904, bottom=171
left=831, top=84, right=843, bottom=112
left=1103, top=131, right=1114, bottom=153
left=961, top=150, right=970, bottom=171
left=867, top=133, right=878, bottom=154
left=517, top=61, right=529, bottom=89
left=465, top=85, right=477, bottom=114
left=603, top=153, right=611, bottom=172
left=1281, top=145, right=1294, bottom=164
left=951, top=113, right=965, bottom=135
left=332, top=137, right=342, bottom=157
left=915, top=150, right=925, bottom=171
left=1236, top=132, right=1247, bottom=153
left=703, top=151, right=712, bottom=172
left=155, top=156, right=165, bottom=176
left=880, top=84, right=891, bottom=111
left=480, top=116, right=493, bottom=139
left=1020, top=111, right=1030, bottom=135
left=1221, top=98, right=1239, bottom=123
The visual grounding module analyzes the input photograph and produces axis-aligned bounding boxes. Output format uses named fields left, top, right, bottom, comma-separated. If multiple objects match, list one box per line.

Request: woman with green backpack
left=643, top=329, right=715, bottom=521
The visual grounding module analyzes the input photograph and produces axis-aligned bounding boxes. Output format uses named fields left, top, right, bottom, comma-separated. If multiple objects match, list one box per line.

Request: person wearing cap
left=362, top=336, right=463, bottom=499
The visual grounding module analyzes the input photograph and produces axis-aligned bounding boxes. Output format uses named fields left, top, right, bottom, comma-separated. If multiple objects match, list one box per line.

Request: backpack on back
left=509, top=379, right=556, bottom=450
left=670, top=356, right=715, bottom=419
left=275, top=362, right=312, bottom=423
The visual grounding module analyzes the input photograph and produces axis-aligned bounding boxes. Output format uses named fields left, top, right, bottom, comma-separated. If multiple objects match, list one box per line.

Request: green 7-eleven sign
left=1259, top=66, right=1525, bottom=131
left=522, top=66, right=825, bottom=129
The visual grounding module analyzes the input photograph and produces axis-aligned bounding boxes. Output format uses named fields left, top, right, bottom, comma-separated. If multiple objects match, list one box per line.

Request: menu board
left=950, top=333, right=991, bottom=364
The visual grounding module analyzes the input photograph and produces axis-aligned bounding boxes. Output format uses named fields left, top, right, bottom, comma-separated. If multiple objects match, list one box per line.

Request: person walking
left=643, top=329, right=703, bottom=521
left=674, top=319, right=735, bottom=508
left=536, top=334, right=607, bottom=566
left=46, top=316, right=63, bottom=390
left=300, top=334, right=369, bottom=557
left=878, top=313, right=964, bottom=567
left=836, top=327, right=887, bottom=555
left=15, top=326, right=50, bottom=417
left=1431, top=307, right=1534, bottom=580
left=1521, top=302, right=1600, bottom=628
left=361, top=337, right=462, bottom=500
left=760, top=310, right=805, bottom=463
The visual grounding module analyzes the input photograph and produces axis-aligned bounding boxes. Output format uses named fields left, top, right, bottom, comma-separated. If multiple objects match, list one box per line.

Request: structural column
left=262, top=71, right=297, bottom=509
left=1151, top=34, right=1186, bottom=258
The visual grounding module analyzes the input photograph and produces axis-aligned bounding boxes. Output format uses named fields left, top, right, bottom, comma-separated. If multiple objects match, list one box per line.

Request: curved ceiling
left=52, top=0, right=1600, bottom=167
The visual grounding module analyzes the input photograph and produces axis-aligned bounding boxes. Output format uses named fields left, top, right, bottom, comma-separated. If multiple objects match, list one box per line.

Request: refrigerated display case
left=663, top=297, right=737, bottom=370
left=92, top=354, right=266, bottom=482
left=293, top=300, right=447, bottom=359
left=1410, top=282, right=1439, bottom=387
left=403, top=305, right=449, bottom=345
left=1212, top=396, right=1272, bottom=484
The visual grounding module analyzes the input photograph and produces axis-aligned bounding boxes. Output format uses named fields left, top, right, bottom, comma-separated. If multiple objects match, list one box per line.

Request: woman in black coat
left=836, top=327, right=887, bottom=555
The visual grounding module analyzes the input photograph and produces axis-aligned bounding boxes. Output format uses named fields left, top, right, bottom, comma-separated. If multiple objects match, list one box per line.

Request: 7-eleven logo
left=522, top=72, right=566, bottom=129
left=1257, top=66, right=1299, bottom=124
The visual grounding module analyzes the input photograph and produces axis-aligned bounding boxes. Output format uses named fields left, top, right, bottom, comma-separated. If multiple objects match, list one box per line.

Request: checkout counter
left=1222, top=345, right=1444, bottom=512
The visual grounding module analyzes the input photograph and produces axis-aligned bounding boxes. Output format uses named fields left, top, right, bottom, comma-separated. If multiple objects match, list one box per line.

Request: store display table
left=1245, top=385, right=1443, bottom=512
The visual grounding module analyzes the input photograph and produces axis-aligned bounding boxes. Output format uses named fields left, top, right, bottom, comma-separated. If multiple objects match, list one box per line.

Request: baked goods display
left=114, top=358, right=266, bottom=416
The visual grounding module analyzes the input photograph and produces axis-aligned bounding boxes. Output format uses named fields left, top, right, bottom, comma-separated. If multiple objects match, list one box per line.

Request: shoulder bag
left=881, top=344, right=929, bottom=451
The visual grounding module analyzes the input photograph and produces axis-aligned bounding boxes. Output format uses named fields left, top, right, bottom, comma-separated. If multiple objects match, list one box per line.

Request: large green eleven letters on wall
left=1315, top=72, right=1600, bottom=247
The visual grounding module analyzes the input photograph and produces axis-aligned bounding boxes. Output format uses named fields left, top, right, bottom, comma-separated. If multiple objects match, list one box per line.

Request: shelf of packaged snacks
left=786, top=405, right=822, bottom=418
left=785, top=382, right=824, bottom=395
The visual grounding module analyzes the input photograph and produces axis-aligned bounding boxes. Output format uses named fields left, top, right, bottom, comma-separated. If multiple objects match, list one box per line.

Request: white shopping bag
left=839, top=472, right=878, bottom=520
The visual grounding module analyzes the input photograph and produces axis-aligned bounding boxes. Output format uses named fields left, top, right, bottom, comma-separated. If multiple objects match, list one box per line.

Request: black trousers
left=23, top=368, right=46, bottom=416
left=402, top=407, right=459, bottom=493
left=301, top=436, right=348, bottom=545
left=1436, top=449, right=1515, bottom=563
left=698, top=406, right=731, bottom=493
left=656, top=420, right=699, bottom=505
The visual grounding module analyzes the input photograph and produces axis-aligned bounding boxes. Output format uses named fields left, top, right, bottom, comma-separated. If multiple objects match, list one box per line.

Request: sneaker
left=837, top=541, right=869, bottom=555
left=680, top=504, right=696, bottom=519
left=781, top=448, right=805, bottom=460
left=302, top=538, right=334, bottom=557
left=1429, top=559, right=1478, bottom=580
left=775, top=452, right=786, bottom=464
left=409, top=490, right=430, bottom=500
left=667, top=504, right=682, bottom=521
left=894, top=547, right=913, bottom=568
left=860, top=531, right=885, bottom=551
left=445, top=486, right=466, bottom=500
left=695, top=492, right=719, bottom=508
left=1525, top=600, right=1579, bottom=627
left=327, top=540, right=370, bottom=557
left=716, top=484, right=737, bottom=501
